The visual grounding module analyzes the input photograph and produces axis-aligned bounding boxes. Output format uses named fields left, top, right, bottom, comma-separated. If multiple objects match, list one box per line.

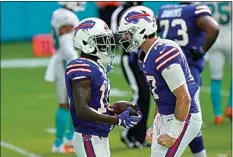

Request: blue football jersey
left=138, top=38, right=200, bottom=115
left=157, top=4, right=211, bottom=71
left=65, top=58, right=112, bottom=137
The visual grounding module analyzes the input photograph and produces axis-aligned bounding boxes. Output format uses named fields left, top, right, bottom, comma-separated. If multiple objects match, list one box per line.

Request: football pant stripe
left=165, top=114, right=191, bottom=157
left=83, top=139, right=96, bottom=157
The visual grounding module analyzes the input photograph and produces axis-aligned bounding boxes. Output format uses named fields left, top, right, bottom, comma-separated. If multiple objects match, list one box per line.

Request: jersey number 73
left=160, top=18, right=189, bottom=46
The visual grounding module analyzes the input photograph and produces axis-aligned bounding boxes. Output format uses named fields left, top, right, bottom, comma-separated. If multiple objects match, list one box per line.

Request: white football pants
left=73, top=132, right=110, bottom=157
left=151, top=112, right=202, bottom=157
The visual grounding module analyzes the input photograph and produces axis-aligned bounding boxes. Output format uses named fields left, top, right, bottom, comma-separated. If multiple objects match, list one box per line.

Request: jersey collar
left=143, top=38, right=159, bottom=63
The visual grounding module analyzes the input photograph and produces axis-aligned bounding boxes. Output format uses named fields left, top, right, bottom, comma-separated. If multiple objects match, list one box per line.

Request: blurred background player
left=66, top=17, right=142, bottom=157
left=157, top=2, right=219, bottom=157
left=44, top=1, right=85, bottom=153
left=204, top=2, right=232, bottom=123
left=96, top=1, right=122, bottom=27
left=118, top=5, right=203, bottom=156
left=111, top=2, right=151, bottom=148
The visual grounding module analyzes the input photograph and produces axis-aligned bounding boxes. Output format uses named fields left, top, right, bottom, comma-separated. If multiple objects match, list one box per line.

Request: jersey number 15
left=98, top=83, right=110, bottom=113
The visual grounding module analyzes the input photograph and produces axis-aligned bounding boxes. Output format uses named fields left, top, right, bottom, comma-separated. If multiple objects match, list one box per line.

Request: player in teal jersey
left=44, top=2, right=86, bottom=153
left=205, top=2, right=232, bottom=124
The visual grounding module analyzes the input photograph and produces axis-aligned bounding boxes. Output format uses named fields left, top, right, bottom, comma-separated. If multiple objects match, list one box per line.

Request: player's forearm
left=161, top=64, right=191, bottom=121
left=174, top=95, right=191, bottom=122
left=72, top=80, right=119, bottom=125
left=166, top=83, right=191, bottom=139
left=76, top=105, right=118, bottom=125
left=166, top=95, right=190, bottom=139
left=202, top=30, right=219, bottom=52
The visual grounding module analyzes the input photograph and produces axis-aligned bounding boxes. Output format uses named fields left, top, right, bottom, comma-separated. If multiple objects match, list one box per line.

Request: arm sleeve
left=59, top=33, right=78, bottom=62
left=161, top=63, right=186, bottom=92
left=194, top=5, right=211, bottom=18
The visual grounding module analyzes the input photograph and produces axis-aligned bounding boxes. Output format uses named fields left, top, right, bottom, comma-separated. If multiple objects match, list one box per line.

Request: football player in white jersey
left=205, top=2, right=232, bottom=124
left=44, top=1, right=86, bottom=153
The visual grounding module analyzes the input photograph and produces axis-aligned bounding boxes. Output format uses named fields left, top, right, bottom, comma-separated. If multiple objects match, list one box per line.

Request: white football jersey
left=51, top=8, right=79, bottom=50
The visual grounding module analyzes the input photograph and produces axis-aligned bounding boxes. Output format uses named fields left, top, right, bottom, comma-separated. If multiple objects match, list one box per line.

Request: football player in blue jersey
left=65, top=17, right=142, bottom=157
left=157, top=2, right=219, bottom=157
left=118, top=6, right=203, bottom=157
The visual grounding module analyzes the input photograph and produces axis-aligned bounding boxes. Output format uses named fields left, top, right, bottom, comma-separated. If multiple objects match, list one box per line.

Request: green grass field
left=1, top=42, right=232, bottom=157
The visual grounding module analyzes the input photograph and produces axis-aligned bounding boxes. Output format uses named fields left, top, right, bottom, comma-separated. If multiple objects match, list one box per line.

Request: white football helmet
left=58, top=2, right=86, bottom=12
left=118, top=6, right=157, bottom=52
left=73, top=18, right=115, bottom=59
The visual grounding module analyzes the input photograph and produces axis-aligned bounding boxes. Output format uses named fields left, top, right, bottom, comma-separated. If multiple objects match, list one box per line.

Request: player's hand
left=157, top=134, right=176, bottom=148
left=189, top=49, right=205, bottom=61
left=116, top=107, right=142, bottom=129
left=146, top=127, right=153, bottom=141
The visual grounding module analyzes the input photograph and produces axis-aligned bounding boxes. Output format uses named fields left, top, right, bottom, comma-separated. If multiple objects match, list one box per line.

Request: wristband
left=167, top=117, right=185, bottom=139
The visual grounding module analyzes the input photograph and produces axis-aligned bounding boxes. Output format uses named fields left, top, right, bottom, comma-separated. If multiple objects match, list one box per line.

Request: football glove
left=116, top=107, right=142, bottom=129
left=189, top=48, right=205, bottom=61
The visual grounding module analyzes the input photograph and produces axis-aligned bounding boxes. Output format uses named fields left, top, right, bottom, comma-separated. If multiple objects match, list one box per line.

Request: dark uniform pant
left=120, top=52, right=150, bottom=143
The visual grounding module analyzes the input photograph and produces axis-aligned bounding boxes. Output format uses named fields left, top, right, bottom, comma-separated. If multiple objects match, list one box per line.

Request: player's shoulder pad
left=154, top=39, right=181, bottom=72
left=194, top=4, right=211, bottom=17
left=65, top=58, right=92, bottom=81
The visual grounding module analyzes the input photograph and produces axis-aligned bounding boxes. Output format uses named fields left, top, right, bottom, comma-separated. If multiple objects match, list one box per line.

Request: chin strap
left=106, top=55, right=115, bottom=73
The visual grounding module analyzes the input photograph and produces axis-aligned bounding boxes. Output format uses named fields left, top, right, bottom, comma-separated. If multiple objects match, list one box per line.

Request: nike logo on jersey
left=159, top=47, right=166, bottom=54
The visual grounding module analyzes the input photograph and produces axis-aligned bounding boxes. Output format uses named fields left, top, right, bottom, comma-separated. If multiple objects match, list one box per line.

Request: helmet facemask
left=88, top=34, right=116, bottom=59
left=118, top=26, right=146, bottom=52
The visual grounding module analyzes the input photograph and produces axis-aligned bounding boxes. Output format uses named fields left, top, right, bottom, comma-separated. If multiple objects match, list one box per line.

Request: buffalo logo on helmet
left=104, top=24, right=109, bottom=31
left=125, top=11, right=152, bottom=24
left=74, top=20, right=96, bottom=35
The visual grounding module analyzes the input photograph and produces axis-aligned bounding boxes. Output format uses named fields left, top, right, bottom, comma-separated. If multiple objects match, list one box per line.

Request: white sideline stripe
left=45, top=128, right=56, bottom=134
left=1, top=141, right=42, bottom=157
left=201, top=86, right=229, bottom=97
left=1, top=56, right=121, bottom=69
left=1, top=57, right=229, bottom=97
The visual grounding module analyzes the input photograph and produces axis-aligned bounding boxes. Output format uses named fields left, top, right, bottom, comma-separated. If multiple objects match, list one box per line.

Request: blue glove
left=116, top=107, right=142, bottom=129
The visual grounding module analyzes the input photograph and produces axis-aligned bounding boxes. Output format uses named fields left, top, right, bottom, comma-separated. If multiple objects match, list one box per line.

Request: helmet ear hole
left=139, top=29, right=146, bottom=34
left=83, top=40, right=87, bottom=45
